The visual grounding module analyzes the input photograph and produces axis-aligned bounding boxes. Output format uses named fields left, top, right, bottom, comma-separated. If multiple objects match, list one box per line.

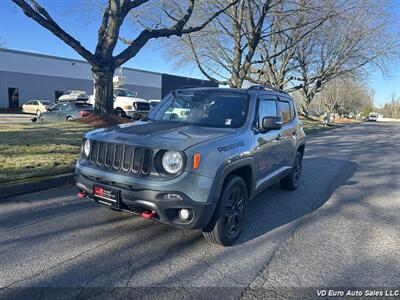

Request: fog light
left=179, top=209, right=192, bottom=221
left=163, top=193, right=183, bottom=201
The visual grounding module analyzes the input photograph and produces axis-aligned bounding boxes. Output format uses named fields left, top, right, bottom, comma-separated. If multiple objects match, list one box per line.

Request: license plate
left=93, top=185, right=120, bottom=208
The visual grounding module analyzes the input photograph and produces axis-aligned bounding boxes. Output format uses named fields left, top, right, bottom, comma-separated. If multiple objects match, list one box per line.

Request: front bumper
left=75, top=167, right=216, bottom=230
left=125, top=110, right=149, bottom=119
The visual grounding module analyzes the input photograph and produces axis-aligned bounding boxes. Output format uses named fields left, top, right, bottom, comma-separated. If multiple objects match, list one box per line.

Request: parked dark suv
left=75, top=85, right=306, bottom=246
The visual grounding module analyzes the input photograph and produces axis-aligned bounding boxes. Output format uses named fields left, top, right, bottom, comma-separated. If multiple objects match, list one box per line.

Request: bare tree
left=246, top=0, right=333, bottom=90
left=12, top=0, right=237, bottom=114
left=293, top=0, right=397, bottom=116
left=169, top=0, right=281, bottom=88
left=380, top=94, right=400, bottom=119
left=169, top=0, right=334, bottom=89
left=315, top=77, right=373, bottom=118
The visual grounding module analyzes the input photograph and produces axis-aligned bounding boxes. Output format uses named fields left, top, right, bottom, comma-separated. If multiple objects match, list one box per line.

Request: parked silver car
left=38, top=102, right=93, bottom=122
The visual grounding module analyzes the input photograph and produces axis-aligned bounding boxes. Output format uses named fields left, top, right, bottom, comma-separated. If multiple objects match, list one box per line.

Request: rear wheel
left=66, top=116, right=73, bottom=122
left=203, top=175, right=247, bottom=246
left=280, top=152, right=303, bottom=191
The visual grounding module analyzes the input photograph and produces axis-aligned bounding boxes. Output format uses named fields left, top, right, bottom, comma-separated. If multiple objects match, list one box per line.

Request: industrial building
left=0, top=48, right=217, bottom=109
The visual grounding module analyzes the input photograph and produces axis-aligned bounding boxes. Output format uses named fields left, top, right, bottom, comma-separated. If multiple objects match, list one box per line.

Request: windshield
left=114, top=89, right=137, bottom=97
left=148, top=91, right=249, bottom=128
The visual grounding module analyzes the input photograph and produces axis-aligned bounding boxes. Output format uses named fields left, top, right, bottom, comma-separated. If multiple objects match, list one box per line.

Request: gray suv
left=75, top=85, right=306, bottom=246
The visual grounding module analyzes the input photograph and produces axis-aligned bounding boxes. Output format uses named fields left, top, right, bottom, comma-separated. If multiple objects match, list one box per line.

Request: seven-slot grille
left=134, top=102, right=150, bottom=111
left=89, top=141, right=153, bottom=176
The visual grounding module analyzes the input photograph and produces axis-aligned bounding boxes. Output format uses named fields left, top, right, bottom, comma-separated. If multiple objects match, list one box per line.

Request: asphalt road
left=1, top=122, right=399, bottom=299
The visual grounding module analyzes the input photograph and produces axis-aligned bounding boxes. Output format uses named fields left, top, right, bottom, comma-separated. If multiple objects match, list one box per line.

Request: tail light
left=80, top=111, right=91, bottom=117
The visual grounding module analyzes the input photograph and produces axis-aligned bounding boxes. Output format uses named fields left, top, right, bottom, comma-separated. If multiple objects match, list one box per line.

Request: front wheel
left=115, top=108, right=126, bottom=117
left=66, top=116, right=73, bottom=122
left=280, top=152, right=303, bottom=191
left=203, top=175, right=248, bottom=246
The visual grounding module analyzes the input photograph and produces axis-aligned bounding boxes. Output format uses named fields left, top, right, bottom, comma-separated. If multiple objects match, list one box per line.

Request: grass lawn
left=300, top=117, right=334, bottom=134
left=0, top=122, right=92, bottom=185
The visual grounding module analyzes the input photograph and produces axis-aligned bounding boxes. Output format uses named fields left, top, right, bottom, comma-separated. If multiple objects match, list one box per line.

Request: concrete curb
left=0, top=173, right=75, bottom=201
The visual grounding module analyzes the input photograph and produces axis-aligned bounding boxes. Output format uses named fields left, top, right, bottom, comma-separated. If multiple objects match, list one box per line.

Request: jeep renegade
left=75, top=85, right=306, bottom=246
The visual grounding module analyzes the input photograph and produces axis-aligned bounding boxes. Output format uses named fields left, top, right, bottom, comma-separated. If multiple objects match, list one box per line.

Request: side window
left=60, top=103, right=70, bottom=111
left=31, top=101, right=38, bottom=105
left=278, top=101, right=291, bottom=124
left=52, top=103, right=63, bottom=111
left=258, top=99, right=277, bottom=127
left=289, top=100, right=295, bottom=118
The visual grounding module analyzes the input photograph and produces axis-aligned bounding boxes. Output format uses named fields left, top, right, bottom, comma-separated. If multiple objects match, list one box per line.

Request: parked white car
left=21, top=100, right=54, bottom=116
left=89, top=88, right=150, bottom=119
left=149, top=99, right=161, bottom=110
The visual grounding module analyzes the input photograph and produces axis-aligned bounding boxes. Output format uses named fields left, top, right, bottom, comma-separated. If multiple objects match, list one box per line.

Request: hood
left=116, top=96, right=148, bottom=104
left=86, top=121, right=236, bottom=151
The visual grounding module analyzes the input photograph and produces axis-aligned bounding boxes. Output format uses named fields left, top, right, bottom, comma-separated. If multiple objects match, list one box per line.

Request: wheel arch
left=210, top=157, right=256, bottom=203
left=297, top=142, right=306, bottom=157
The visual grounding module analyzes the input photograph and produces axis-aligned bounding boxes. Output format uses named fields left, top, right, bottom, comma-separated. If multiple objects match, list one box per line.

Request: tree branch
left=12, top=0, right=95, bottom=64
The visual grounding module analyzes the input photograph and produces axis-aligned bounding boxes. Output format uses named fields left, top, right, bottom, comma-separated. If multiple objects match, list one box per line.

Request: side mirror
left=262, top=116, right=283, bottom=131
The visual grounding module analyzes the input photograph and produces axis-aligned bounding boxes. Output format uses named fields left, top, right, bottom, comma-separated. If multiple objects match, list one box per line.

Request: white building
left=0, top=48, right=216, bottom=109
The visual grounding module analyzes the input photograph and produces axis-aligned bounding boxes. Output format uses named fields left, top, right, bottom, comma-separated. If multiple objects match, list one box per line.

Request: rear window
left=75, top=103, right=93, bottom=109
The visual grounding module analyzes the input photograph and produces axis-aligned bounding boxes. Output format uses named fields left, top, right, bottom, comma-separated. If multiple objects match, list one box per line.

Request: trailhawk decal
left=217, top=142, right=245, bottom=152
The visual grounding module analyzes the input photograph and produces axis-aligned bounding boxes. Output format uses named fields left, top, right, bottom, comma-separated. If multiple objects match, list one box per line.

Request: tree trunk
left=301, top=99, right=311, bottom=117
left=92, top=67, right=114, bottom=115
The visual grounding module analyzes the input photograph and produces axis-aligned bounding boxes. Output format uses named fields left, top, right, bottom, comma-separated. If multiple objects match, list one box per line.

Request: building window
left=8, top=87, right=19, bottom=109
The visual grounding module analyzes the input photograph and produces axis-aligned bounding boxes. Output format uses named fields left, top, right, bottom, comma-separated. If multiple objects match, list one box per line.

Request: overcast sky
left=1, top=0, right=399, bottom=106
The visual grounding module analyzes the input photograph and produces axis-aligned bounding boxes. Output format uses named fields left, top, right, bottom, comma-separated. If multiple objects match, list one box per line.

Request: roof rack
left=247, top=84, right=288, bottom=95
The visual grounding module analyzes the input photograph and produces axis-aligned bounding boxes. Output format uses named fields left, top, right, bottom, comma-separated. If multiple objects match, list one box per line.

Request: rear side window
left=60, top=103, right=70, bottom=111
left=258, top=99, right=277, bottom=127
left=289, top=100, right=295, bottom=118
left=75, top=103, right=93, bottom=109
left=278, top=101, right=292, bottom=124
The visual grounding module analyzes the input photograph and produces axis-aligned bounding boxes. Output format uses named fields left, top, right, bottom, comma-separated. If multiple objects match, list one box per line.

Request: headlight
left=84, top=139, right=91, bottom=157
left=123, top=105, right=133, bottom=110
left=162, top=151, right=183, bottom=174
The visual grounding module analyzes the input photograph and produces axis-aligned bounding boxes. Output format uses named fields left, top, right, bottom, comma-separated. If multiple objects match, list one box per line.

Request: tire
left=115, top=108, right=125, bottom=117
left=203, top=175, right=248, bottom=246
left=66, top=116, right=73, bottom=122
left=280, top=152, right=303, bottom=191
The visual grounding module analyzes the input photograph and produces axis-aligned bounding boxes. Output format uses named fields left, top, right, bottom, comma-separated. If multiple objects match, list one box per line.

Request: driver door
left=254, top=97, right=286, bottom=184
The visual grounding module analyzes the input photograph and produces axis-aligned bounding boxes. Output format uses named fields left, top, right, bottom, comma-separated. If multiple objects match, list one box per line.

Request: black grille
left=134, top=102, right=150, bottom=111
left=89, top=141, right=152, bottom=176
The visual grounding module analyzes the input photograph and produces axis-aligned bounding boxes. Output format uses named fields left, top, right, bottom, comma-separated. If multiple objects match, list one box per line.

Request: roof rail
left=247, top=84, right=288, bottom=95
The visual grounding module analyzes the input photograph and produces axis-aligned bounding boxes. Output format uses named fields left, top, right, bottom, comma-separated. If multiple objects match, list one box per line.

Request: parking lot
left=1, top=122, right=398, bottom=299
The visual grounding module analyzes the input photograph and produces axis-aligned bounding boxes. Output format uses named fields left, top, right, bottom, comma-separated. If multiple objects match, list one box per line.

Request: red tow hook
left=141, top=210, right=156, bottom=219
left=77, top=191, right=87, bottom=199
